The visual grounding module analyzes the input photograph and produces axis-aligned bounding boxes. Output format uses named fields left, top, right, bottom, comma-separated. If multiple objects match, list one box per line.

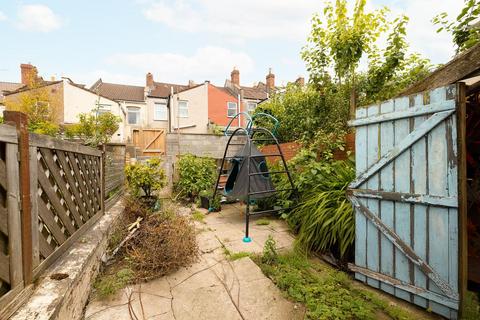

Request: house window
left=178, top=100, right=188, bottom=118
left=154, top=102, right=168, bottom=121
left=96, top=103, right=111, bottom=115
left=127, top=106, right=140, bottom=125
left=227, top=102, right=237, bottom=118
left=247, top=102, right=257, bottom=113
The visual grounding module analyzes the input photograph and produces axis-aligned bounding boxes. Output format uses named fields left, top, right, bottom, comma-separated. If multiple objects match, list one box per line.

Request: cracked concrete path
left=84, top=204, right=304, bottom=320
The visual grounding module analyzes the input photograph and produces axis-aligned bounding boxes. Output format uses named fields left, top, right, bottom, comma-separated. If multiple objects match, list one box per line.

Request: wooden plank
left=366, top=104, right=380, bottom=288
left=393, top=96, right=412, bottom=302
left=38, top=148, right=83, bottom=228
left=446, top=91, right=459, bottom=320
left=38, top=231, right=54, bottom=260
left=33, top=210, right=102, bottom=280
left=143, top=131, right=163, bottom=150
left=348, top=264, right=459, bottom=310
left=85, top=155, right=101, bottom=212
left=350, top=110, right=455, bottom=189
left=0, top=156, right=7, bottom=190
left=349, top=100, right=456, bottom=127
left=428, top=87, right=454, bottom=317
left=67, top=152, right=95, bottom=217
left=0, top=205, right=8, bottom=236
left=456, top=82, right=468, bottom=317
left=349, top=189, right=457, bottom=207
left=0, top=283, right=33, bottom=320
left=29, top=146, right=40, bottom=269
left=36, top=161, right=76, bottom=236
left=37, top=199, right=67, bottom=245
left=55, top=150, right=89, bottom=223
left=0, top=251, right=10, bottom=284
left=349, top=195, right=459, bottom=300
left=354, top=107, right=368, bottom=283
left=0, top=125, right=18, bottom=144
left=76, top=154, right=97, bottom=216
left=379, top=99, right=395, bottom=295
left=6, top=143, right=23, bottom=288
left=29, top=133, right=102, bottom=157
left=410, top=93, right=428, bottom=308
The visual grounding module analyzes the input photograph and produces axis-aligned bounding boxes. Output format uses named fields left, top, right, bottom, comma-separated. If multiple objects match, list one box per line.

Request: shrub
left=262, top=235, right=279, bottom=265
left=289, top=160, right=355, bottom=258
left=125, top=158, right=167, bottom=198
left=64, top=111, right=121, bottom=146
left=175, top=154, right=217, bottom=200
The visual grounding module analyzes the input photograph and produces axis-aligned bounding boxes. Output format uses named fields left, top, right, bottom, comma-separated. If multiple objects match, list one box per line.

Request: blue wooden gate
left=348, top=85, right=459, bottom=319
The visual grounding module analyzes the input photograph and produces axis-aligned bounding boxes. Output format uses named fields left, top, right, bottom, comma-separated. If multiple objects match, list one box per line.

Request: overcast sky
left=0, top=0, right=463, bottom=87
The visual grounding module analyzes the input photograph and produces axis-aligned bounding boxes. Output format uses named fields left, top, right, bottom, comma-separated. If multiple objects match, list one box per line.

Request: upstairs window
left=96, top=103, right=111, bottom=115
left=154, top=102, right=168, bottom=121
left=127, top=106, right=140, bottom=125
left=227, top=102, right=237, bottom=118
left=247, top=102, right=257, bottom=113
left=178, top=100, right=188, bottom=118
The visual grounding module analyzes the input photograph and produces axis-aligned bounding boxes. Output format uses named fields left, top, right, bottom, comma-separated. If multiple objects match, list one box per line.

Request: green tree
left=433, top=0, right=480, bottom=53
left=125, top=158, right=167, bottom=197
left=4, top=75, right=60, bottom=136
left=65, top=108, right=121, bottom=146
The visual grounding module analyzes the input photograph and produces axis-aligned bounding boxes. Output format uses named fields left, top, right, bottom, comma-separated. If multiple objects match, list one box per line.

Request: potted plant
left=199, top=189, right=221, bottom=212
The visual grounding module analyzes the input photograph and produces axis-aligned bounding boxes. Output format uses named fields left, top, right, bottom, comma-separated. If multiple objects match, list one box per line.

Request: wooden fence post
left=99, top=144, right=106, bottom=215
left=3, top=111, right=33, bottom=285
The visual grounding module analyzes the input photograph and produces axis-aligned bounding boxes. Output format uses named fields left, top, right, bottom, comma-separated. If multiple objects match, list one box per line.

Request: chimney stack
left=295, top=76, right=305, bottom=86
left=266, top=68, right=275, bottom=91
left=231, top=67, right=240, bottom=86
left=20, top=63, right=37, bottom=85
left=146, top=72, right=154, bottom=88
left=188, top=80, right=195, bottom=87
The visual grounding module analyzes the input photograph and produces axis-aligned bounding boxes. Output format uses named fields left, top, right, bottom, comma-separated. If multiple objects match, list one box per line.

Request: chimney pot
left=266, top=68, right=275, bottom=91
left=231, top=67, right=240, bottom=86
left=146, top=72, right=154, bottom=88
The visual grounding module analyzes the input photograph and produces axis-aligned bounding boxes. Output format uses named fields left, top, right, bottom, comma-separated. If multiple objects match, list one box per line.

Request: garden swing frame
left=212, top=112, right=298, bottom=242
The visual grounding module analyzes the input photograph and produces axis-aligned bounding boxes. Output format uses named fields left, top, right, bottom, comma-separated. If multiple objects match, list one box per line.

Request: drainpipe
left=237, top=93, right=241, bottom=128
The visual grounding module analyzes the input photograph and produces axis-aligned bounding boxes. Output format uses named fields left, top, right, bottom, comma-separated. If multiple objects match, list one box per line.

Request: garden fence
left=0, top=111, right=108, bottom=318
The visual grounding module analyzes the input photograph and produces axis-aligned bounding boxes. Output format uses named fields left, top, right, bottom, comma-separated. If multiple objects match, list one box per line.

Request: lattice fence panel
left=0, top=142, right=10, bottom=298
left=35, top=148, right=102, bottom=261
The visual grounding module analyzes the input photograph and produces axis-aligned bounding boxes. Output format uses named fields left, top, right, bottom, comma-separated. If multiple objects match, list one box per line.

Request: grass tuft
left=192, top=210, right=206, bottom=223
left=255, top=218, right=271, bottom=226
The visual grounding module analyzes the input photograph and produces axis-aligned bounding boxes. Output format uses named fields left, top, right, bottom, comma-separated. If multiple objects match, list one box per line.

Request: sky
left=0, top=0, right=464, bottom=88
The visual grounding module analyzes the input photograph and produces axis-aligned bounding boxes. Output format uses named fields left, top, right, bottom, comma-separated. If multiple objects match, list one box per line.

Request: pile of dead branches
left=108, top=197, right=199, bottom=282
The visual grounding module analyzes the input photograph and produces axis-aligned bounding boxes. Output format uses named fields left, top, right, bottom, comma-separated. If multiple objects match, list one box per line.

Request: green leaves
left=433, top=0, right=480, bottom=53
left=175, top=154, right=217, bottom=199
left=125, top=158, right=167, bottom=198
left=65, top=111, right=121, bottom=146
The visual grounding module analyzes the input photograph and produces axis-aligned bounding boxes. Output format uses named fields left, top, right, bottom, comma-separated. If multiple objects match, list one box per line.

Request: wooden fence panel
left=104, top=144, right=126, bottom=209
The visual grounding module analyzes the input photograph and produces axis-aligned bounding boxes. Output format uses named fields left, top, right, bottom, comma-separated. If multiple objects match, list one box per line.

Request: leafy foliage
left=253, top=250, right=416, bottom=320
left=65, top=111, right=121, bottom=146
left=253, top=84, right=349, bottom=142
left=125, top=158, right=167, bottom=197
left=4, top=78, right=60, bottom=136
left=175, top=154, right=217, bottom=200
left=261, top=235, right=279, bottom=265
left=288, top=160, right=355, bottom=258
left=433, top=0, right=480, bottom=53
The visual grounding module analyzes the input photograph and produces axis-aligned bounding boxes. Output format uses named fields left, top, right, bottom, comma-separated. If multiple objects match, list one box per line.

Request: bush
left=289, top=160, right=355, bottom=258
left=175, top=154, right=217, bottom=200
left=125, top=158, right=167, bottom=198
left=64, top=111, right=121, bottom=146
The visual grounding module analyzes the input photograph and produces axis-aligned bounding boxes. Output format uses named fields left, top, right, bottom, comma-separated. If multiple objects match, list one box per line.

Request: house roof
left=401, top=42, right=480, bottom=96
left=224, top=79, right=269, bottom=101
left=90, top=79, right=145, bottom=102
left=3, top=80, right=63, bottom=96
left=0, top=81, right=23, bottom=97
left=148, top=81, right=189, bottom=98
